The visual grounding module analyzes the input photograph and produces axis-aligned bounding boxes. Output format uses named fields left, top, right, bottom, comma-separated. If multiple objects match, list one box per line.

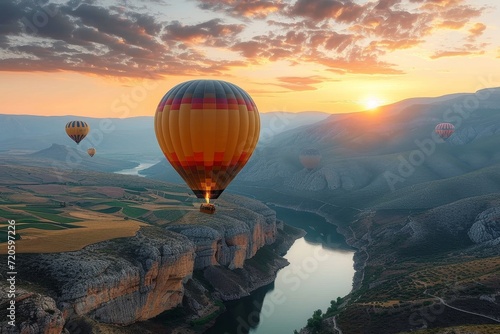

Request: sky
left=0, top=0, right=499, bottom=117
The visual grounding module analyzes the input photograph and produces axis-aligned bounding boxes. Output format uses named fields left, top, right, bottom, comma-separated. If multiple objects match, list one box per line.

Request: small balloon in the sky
left=300, top=148, right=321, bottom=170
left=65, top=121, right=90, bottom=144
left=435, top=123, right=455, bottom=140
left=87, top=147, right=96, bottom=157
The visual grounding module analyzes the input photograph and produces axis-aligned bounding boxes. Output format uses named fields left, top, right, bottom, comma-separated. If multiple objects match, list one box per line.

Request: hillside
left=210, top=88, right=500, bottom=334
left=143, top=88, right=500, bottom=200
left=0, top=164, right=303, bottom=333
left=0, top=112, right=328, bottom=160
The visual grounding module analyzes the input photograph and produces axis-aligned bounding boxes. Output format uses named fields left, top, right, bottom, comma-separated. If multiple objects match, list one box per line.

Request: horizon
left=1, top=85, right=499, bottom=119
left=1, top=0, right=499, bottom=117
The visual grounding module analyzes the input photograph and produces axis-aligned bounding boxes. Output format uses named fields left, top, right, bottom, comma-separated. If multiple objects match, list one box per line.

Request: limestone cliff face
left=4, top=195, right=288, bottom=332
left=0, top=292, right=65, bottom=334
left=468, top=207, right=500, bottom=243
left=16, top=228, right=195, bottom=327
left=168, top=195, right=277, bottom=270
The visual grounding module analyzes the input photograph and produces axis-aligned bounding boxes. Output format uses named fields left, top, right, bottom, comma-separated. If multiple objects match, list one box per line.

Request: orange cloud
left=306, top=48, right=404, bottom=75
left=274, top=76, right=330, bottom=91
left=0, top=0, right=489, bottom=79
left=430, top=50, right=485, bottom=59
left=439, top=20, right=467, bottom=29
left=467, top=22, right=486, bottom=41
left=368, top=39, right=423, bottom=51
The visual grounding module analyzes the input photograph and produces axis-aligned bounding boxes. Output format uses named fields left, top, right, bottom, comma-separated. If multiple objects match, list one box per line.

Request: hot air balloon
left=300, top=148, right=321, bottom=170
left=435, top=123, right=455, bottom=140
left=154, top=80, right=260, bottom=213
left=87, top=147, right=96, bottom=157
left=65, top=121, right=89, bottom=144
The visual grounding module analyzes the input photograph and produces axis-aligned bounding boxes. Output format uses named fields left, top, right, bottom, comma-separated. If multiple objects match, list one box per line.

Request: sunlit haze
left=0, top=0, right=499, bottom=117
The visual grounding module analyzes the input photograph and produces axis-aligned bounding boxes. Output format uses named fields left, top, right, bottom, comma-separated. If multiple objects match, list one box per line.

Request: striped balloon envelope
left=154, top=80, right=260, bottom=202
left=65, top=121, right=90, bottom=144
left=435, top=122, right=455, bottom=140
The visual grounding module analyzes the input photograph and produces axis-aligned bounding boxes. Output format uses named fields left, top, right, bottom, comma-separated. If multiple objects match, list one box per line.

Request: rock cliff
left=0, top=195, right=300, bottom=334
left=468, top=207, right=500, bottom=243
left=0, top=292, right=65, bottom=334
left=9, top=228, right=195, bottom=327
left=168, top=195, right=277, bottom=270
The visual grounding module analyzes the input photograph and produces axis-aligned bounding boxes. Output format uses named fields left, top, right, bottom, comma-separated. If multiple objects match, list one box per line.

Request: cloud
left=438, top=20, right=467, bottom=29
left=467, top=22, right=486, bottom=41
left=164, top=19, right=244, bottom=46
left=289, top=0, right=365, bottom=23
left=430, top=49, right=484, bottom=59
left=0, top=0, right=490, bottom=79
left=374, top=0, right=402, bottom=11
left=310, top=50, right=404, bottom=75
left=274, top=75, right=329, bottom=91
left=197, top=0, right=286, bottom=19
left=0, top=1, right=248, bottom=78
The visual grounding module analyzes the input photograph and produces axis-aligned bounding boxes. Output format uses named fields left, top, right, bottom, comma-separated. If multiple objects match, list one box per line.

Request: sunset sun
left=363, top=97, right=383, bottom=110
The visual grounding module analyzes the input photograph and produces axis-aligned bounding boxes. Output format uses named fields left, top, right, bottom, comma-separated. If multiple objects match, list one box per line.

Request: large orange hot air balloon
left=154, top=80, right=260, bottom=206
left=300, top=148, right=321, bottom=170
left=65, top=121, right=89, bottom=144
left=435, top=123, right=455, bottom=140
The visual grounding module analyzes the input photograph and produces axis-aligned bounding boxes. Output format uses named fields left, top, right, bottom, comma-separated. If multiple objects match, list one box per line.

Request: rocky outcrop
left=2, top=194, right=296, bottom=333
left=168, top=195, right=277, bottom=270
left=14, top=228, right=195, bottom=327
left=211, top=219, right=304, bottom=303
left=468, top=207, right=500, bottom=243
left=0, top=292, right=66, bottom=334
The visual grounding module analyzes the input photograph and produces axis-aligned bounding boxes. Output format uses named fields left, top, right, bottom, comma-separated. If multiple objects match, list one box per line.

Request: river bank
left=204, top=205, right=355, bottom=334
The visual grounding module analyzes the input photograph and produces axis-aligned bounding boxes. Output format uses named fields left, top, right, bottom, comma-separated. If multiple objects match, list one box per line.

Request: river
left=114, top=162, right=157, bottom=177
left=204, top=205, right=355, bottom=334
left=118, top=164, right=355, bottom=333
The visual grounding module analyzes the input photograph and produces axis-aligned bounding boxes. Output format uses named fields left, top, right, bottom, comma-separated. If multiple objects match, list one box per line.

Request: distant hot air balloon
left=435, top=123, right=455, bottom=140
left=300, top=148, right=321, bottom=170
left=154, top=80, right=260, bottom=213
left=87, top=147, right=96, bottom=157
left=65, top=121, right=89, bottom=144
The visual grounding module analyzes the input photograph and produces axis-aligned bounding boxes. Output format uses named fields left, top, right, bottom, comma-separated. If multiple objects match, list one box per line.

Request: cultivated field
left=0, top=165, right=197, bottom=253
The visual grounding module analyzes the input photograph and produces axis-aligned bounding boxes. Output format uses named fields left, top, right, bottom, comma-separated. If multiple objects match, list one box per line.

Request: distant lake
left=114, top=162, right=157, bottom=177
left=204, top=205, right=355, bottom=334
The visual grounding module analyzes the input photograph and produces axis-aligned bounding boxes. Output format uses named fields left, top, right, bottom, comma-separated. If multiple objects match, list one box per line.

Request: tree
left=307, top=309, right=323, bottom=332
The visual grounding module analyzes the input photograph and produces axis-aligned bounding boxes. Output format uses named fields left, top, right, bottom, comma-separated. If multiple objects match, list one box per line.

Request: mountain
left=0, top=115, right=160, bottom=158
left=0, top=143, right=138, bottom=173
left=139, top=88, right=500, bottom=203
left=0, top=111, right=329, bottom=159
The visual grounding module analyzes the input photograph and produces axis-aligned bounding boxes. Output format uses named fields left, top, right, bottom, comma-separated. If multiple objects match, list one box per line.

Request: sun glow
left=363, top=97, right=383, bottom=110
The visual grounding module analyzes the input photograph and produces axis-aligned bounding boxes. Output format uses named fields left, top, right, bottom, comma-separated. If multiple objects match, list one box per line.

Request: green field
left=122, top=206, right=149, bottom=218
left=0, top=208, right=22, bottom=220
left=96, top=207, right=122, bottom=214
left=22, top=210, right=82, bottom=224
left=153, top=209, right=187, bottom=222
left=16, top=222, right=68, bottom=230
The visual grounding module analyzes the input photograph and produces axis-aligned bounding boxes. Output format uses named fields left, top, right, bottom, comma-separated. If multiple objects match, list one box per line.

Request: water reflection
left=204, top=284, right=273, bottom=334
left=270, top=205, right=353, bottom=252
left=205, top=205, right=355, bottom=334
